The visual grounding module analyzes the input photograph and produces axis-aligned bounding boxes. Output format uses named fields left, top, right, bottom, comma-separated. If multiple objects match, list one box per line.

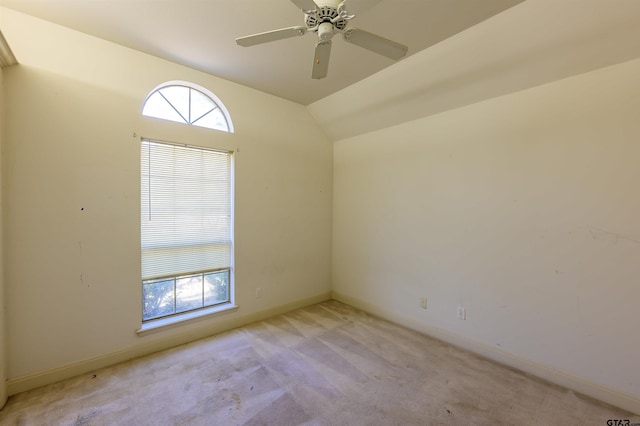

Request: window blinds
left=141, top=139, right=232, bottom=280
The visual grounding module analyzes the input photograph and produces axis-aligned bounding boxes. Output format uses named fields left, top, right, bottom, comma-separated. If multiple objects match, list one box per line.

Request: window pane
left=190, top=89, right=216, bottom=123
left=143, top=279, right=175, bottom=320
left=192, top=108, right=228, bottom=131
left=141, top=82, right=233, bottom=132
left=159, top=86, right=189, bottom=122
left=204, top=270, right=229, bottom=305
left=176, top=274, right=204, bottom=313
left=142, top=92, right=185, bottom=124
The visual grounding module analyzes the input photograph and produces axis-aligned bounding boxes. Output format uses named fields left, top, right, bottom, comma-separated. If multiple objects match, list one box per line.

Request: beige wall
left=332, top=58, right=640, bottom=412
left=0, top=9, right=332, bottom=392
left=0, top=63, right=6, bottom=408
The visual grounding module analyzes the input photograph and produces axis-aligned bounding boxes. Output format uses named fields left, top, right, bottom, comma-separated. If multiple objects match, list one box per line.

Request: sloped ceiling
left=0, top=0, right=523, bottom=105
left=1, top=1, right=639, bottom=141
left=309, top=0, right=640, bottom=140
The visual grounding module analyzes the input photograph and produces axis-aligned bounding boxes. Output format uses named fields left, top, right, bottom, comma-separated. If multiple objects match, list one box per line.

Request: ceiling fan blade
left=342, top=0, right=382, bottom=15
left=342, top=28, right=408, bottom=60
left=236, top=26, right=307, bottom=47
left=312, top=40, right=332, bottom=79
left=290, top=0, right=318, bottom=12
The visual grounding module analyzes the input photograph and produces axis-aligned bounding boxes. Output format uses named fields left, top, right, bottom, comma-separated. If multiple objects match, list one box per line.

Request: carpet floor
left=1, top=300, right=638, bottom=425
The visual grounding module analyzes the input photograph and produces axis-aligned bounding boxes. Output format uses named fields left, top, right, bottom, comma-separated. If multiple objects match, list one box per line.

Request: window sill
left=136, top=303, right=238, bottom=336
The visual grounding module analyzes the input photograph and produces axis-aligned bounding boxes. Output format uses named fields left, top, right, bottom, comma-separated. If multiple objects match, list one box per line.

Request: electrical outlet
left=457, top=306, right=466, bottom=320
left=256, top=287, right=262, bottom=298
left=420, top=297, right=427, bottom=309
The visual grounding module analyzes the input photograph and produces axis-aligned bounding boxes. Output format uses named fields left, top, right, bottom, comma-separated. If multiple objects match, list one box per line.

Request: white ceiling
left=0, top=0, right=524, bottom=105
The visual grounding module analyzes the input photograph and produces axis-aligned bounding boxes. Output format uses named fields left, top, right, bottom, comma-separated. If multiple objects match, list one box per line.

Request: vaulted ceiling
left=0, top=0, right=524, bottom=105
left=2, top=0, right=640, bottom=141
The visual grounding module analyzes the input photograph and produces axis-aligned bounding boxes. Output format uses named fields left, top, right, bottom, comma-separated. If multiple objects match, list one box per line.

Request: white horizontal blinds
left=141, top=140, right=232, bottom=280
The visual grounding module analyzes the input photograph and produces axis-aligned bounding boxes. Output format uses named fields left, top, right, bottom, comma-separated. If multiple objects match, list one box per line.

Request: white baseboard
left=7, top=292, right=332, bottom=396
left=332, top=291, right=640, bottom=416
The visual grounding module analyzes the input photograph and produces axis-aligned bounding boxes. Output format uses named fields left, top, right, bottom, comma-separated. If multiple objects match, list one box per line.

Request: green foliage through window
left=143, top=269, right=230, bottom=321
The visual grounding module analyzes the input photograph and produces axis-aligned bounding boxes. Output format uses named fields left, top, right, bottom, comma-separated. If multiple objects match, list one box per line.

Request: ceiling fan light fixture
left=318, top=22, right=335, bottom=41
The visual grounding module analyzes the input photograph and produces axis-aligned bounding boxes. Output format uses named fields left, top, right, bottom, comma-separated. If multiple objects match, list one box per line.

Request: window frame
left=138, top=138, right=236, bottom=334
left=142, top=80, right=234, bottom=133
left=142, top=268, right=231, bottom=322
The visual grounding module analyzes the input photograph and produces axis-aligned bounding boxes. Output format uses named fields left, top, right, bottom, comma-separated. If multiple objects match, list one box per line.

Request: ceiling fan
left=235, top=0, right=408, bottom=79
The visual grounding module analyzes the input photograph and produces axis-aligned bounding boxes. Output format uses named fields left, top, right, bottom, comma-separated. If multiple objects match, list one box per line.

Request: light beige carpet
left=1, top=300, right=638, bottom=425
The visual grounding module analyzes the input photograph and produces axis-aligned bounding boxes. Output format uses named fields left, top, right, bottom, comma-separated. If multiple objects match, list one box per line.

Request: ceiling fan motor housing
left=305, top=0, right=347, bottom=32
left=313, top=0, right=343, bottom=10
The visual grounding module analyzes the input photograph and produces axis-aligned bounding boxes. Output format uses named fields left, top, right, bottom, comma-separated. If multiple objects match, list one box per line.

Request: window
left=142, top=81, right=234, bottom=133
left=141, top=139, right=233, bottom=322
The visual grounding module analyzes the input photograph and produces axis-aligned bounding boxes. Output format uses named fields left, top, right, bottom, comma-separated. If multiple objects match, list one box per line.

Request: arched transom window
left=142, top=81, right=234, bottom=132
